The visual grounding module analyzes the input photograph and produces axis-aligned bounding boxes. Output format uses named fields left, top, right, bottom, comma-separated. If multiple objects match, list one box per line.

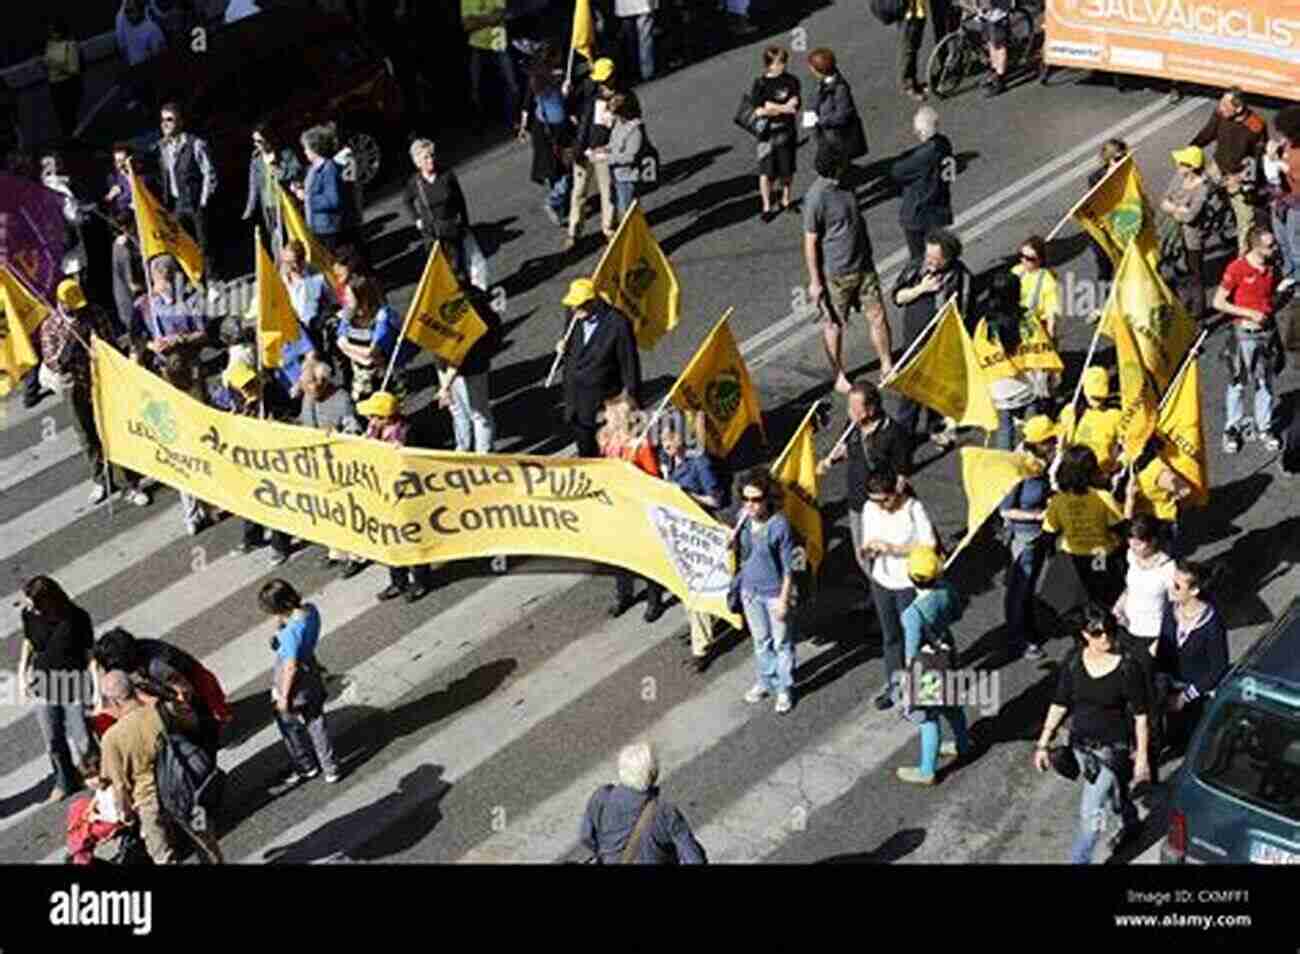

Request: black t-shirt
left=753, top=73, right=801, bottom=134
left=1053, top=650, right=1147, bottom=745
left=22, top=606, right=94, bottom=675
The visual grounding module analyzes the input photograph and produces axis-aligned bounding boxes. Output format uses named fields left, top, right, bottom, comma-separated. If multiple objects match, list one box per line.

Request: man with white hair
left=890, top=106, right=954, bottom=263
left=578, top=741, right=707, bottom=864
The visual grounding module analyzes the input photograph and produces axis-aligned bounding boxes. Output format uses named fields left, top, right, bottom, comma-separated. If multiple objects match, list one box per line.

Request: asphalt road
left=3, top=0, right=1299, bottom=868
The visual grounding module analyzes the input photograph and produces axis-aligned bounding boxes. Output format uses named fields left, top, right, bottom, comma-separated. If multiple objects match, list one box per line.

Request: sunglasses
left=1019, top=252, right=1039, bottom=263
left=742, top=494, right=765, bottom=503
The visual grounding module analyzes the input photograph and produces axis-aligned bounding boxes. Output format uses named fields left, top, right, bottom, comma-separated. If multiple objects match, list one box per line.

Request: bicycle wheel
left=927, top=32, right=969, bottom=99
left=1007, top=8, right=1038, bottom=72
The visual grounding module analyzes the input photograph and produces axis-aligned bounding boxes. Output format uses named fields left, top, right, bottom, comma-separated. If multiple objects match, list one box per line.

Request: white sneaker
left=744, top=684, right=770, bottom=704
left=324, top=772, right=341, bottom=784
left=774, top=693, right=793, bottom=715
left=1279, top=278, right=1296, bottom=294
left=123, top=488, right=149, bottom=507
left=89, top=483, right=107, bottom=505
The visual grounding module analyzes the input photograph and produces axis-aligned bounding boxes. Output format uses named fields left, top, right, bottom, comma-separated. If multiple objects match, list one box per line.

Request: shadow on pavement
left=818, top=827, right=927, bottom=863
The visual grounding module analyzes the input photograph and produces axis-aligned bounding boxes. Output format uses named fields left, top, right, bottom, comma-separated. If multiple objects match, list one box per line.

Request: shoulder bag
left=622, top=797, right=659, bottom=864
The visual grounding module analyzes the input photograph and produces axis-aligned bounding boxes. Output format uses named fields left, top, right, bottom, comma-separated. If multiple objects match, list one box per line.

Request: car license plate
left=1250, top=840, right=1300, bottom=864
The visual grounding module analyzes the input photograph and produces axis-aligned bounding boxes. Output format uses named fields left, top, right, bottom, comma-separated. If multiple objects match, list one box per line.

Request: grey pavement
left=3, top=0, right=1299, bottom=867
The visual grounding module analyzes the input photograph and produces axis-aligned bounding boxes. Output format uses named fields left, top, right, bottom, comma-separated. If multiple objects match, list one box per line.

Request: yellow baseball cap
left=1022, top=415, right=1058, bottom=444
left=56, top=279, right=87, bottom=312
left=562, top=278, right=597, bottom=307
left=591, top=58, right=615, bottom=83
left=1171, top=146, right=1204, bottom=170
left=908, top=546, right=943, bottom=584
left=1082, top=366, right=1110, bottom=399
left=357, top=390, right=399, bottom=419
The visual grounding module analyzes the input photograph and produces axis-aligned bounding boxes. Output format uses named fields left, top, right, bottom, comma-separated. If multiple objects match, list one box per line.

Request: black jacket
left=812, top=72, right=865, bottom=156
left=404, top=168, right=469, bottom=245
left=845, top=415, right=912, bottom=511
left=562, top=301, right=642, bottom=426
left=1155, top=604, right=1229, bottom=704
left=571, top=79, right=616, bottom=154
left=892, top=257, right=972, bottom=337
left=891, top=133, right=954, bottom=230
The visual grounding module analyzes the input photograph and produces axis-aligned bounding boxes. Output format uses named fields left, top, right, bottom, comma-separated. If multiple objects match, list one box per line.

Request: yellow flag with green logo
left=592, top=200, right=681, bottom=350
left=280, top=191, right=338, bottom=276
left=948, top=447, right=1043, bottom=565
left=885, top=297, right=998, bottom=431
left=130, top=168, right=204, bottom=286
left=1073, top=153, right=1157, bottom=270
left=665, top=309, right=765, bottom=456
left=1156, top=357, right=1208, bottom=509
left=571, top=0, right=595, bottom=61
left=1108, top=289, right=1160, bottom=462
left=255, top=228, right=302, bottom=370
left=403, top=242, right=488, bottom=367
left=769, top=404, right=823, bottom=574
left=0, top=265, right=45, bottom=396
left=1099, top=231, right=1197, bottom=393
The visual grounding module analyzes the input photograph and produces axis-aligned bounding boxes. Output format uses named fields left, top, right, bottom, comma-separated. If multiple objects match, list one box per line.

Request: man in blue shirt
left=133, top=256, right=206, bottom=386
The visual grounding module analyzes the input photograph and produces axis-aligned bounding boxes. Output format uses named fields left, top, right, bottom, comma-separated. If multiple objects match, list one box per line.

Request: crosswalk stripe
left=0, top=428, right=80, bottom=494
left=240, top=603, right=692, bottom=863
left=0, top=393, right=68, bottom=433
left=0, top=480, right=120, bottom=565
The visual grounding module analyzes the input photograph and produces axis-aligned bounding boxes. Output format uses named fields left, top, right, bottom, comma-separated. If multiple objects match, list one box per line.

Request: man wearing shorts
left=803, top=143, right=892, bottom=394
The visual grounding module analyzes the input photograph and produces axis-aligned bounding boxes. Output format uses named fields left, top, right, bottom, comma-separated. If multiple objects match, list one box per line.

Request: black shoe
left=1108, top=823, right=1142, bottom=852
left=984, top=75, right=1005, bottom=97
left=339, top=560, right=364, bottom=579
left=22, top=388, right=51, bottom=409
left=874, top=692, right=895, bottom=711
left=405, top=584, right=430, bottom=604
left=760, top=208, right=779, bottom=224
left=320, top=553, right=341, bottom=569
left=608, top=596, right=635, bottom=618
left=377, top=584, right=405, bottom=602
left=238, top=540, right=262, bottom=555
left=643, top=600, right=667, bottom=623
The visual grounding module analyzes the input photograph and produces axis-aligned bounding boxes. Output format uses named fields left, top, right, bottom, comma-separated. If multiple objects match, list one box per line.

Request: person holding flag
left=129, top=160, right=205, bottom=290
left=242, top=124, right=302, bottom=254
left=567, top=58, right=619, bottom=250
left=558, top=277, right=642, bottom=457
left=336, top=273, right=412, bottom=406
left=435, top=282, right=500, bottom=454
left=134, top=256, right=206, bottom=378
left=1068, top=151, right=1156, bottom=272
left=1056, top=368, right=1123, bottom=479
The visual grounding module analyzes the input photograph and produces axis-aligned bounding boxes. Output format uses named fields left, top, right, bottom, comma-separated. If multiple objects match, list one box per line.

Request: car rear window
left=1195, top=701, right=1300, bottom=824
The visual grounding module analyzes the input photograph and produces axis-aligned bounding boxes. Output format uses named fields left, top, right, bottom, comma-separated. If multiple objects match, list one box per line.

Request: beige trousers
left=569, top=156, right=614, bottom=238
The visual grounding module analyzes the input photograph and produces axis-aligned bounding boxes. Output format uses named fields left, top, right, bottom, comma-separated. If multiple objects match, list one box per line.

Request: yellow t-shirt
left=905, top=0, right=928, bottom=18
left=462, top=0, right=507, bottom=52
left=1042, top=489, right=1123, bottom=556
left=1135, top=458, right=1179, bottom=521
left=1012, top=264, right=1060, bottom=330
left=1058, top=404, right=1123, bottom=473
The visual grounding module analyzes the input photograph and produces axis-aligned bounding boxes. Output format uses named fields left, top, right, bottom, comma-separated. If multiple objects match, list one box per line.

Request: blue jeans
left=468, top=48, right=521, bottom=127
left=613, top=178, right=638, bottom=220
left=994, top=405, right=1030, bottom=451
left=1224, top=327, right=1276, bottom=437
left=741, top=591, right=795, bottom=695
left=35, top=699, right=93, bottom=794
left=1004, top=535, right=1046, bottom=649
left=548, top=174, right=573, bottom=217
left=1273, top=204, right=1300, bottom=283
left=621, top=13, right=656, bottom=81
left=903, top=612, right=971, bottom=776
left=274, top=705, right=338, bottom=778
left=1069, top=746, right=1139, bottom=863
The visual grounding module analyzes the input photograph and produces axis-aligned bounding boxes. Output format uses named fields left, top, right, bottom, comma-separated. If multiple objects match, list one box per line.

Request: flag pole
left=379, top=240, right=425, bottom=395
left=631, top=307, right=735, bottom=452
left=254, top=224, right=266, bottom=420
left=770, top=402, right=821, bottom=477
left=1045, top=153, right=1130, bottom=243
left=878, top=292, right=957, bottom=390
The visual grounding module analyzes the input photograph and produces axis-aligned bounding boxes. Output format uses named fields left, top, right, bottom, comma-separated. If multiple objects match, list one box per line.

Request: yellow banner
left=666, top=309, right=764, bottom=457
left=1073, top=154, right=1157, bottom=271
left=571, top=0, right=595, bottom=60
left=886, top=298, right=999, bottom=432
left=255, top=230, right=302, bottom=370
left=972, top=315, right=1064, bottom=379
left=403, top=242, right=489, bottom=367
left=92, top=338, right=739, bottom=626
left=1100, top=231, right=1197, bottom=393
left=280, top=191, right=338, bottom=276
left=770, top=405, right=823, bottom=574
left=0, top=265, right=49, bottom=395
left=1156, top=357, right=1208, bottom=509
left=592, top=201, right=680, bottom=350
left=1109, top=290, right=1160, bottom=462
left=130, top=169, right=204, bottom=287
left=948, top=447, right=1042, bottom=565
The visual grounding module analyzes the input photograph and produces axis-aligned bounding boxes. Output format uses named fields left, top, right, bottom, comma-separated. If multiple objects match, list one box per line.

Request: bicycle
left=926, top=0, right=1042, bottom=100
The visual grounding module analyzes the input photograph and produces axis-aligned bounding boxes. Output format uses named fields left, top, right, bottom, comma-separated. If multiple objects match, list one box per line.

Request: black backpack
left=154, top=707, right=225, bottom=834
left=870, top=0, right=907, bottom=25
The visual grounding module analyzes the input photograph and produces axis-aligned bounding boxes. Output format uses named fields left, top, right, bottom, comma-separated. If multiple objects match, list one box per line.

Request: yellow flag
left=280, top=191, right=338, bottom=276
left=130, top=169, right=204, bottom=286
left=403, top=242, right=489, bottom=367
left=1108, top=290, right=1160, bottom=461
left=0, top=271, right=44, bottom=396
left=769, top=405, right=823, bottom=574
left=255, top=229, right=302, bottom=369
left=1099, top=231, right=1198, bottom=392
left=666, top=309, right=765, bottom=456
left=592, top=201, right=681, bottom=350
left=1073, top=154, right=1158, bottom=269
left=571, top=0, right=595, bottom=61
left=1156, top=357, right=1208, bottom=509
left=885, top=297, right=998, bottom=431
left=948, top=447, right=1043, bottom=564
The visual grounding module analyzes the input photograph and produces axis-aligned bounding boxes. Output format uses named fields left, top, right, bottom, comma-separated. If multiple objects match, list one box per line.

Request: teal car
left=1162, top=598, right=1300, bottom=864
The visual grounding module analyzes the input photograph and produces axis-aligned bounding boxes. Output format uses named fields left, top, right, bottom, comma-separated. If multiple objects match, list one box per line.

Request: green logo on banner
left=141, top=398, right=179, bottom=446
left=705, top=370, right=742, bottom=424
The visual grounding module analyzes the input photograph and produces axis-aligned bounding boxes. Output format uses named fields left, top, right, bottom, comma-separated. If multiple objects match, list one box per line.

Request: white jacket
left=615, top=0, right=657, bottom=16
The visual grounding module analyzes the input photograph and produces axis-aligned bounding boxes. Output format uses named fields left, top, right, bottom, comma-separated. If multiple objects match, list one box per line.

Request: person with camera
left=749, top=46, right=800, bottom=222
left=1034, top=604, right=1149, bottom=863
left=896, top=547, right=972, bottom=786
left=260, top=579, right=339, bottom=787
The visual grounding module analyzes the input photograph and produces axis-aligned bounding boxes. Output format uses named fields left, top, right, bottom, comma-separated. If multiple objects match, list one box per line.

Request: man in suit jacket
left=559, top=278, right=642, bottom=457
left=293, top=126, right=347, bottom=253
left=890, top=106, right=953, bottom=263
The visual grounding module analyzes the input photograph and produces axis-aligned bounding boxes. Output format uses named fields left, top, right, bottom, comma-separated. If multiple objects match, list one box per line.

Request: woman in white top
left=860, top=468, right=937, bottom=712
left=1112, top=513, right=1174, bottom=786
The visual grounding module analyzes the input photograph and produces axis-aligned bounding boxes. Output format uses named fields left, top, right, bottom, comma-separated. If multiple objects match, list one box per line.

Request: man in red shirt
left=1213, top=225, right=1281, bottom=454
